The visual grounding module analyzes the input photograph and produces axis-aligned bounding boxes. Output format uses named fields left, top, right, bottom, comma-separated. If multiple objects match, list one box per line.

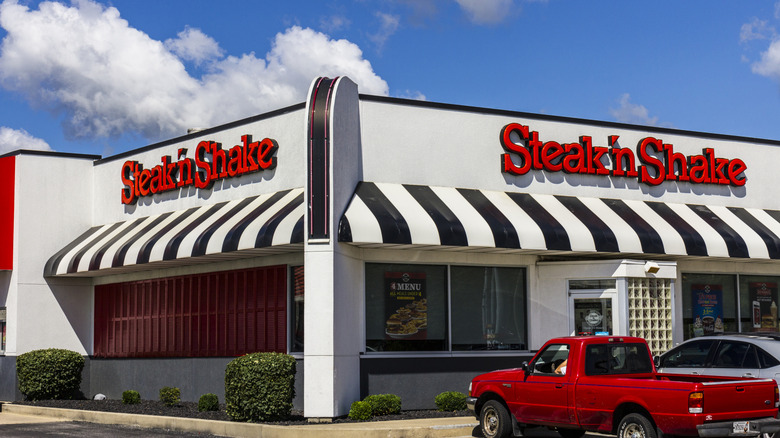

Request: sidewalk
left=0, top=403, right=479, bottom=438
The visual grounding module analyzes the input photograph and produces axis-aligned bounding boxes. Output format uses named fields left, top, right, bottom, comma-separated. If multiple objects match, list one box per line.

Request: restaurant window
left=365, top=263, right=447, bottom=352
left=94, top=265, right=287, bottom=358
left=682, top=273, right=737, bottom=340
left=290, top=266, right=304, bottom=353
left=739, top=275, right=780, bottom=334
left=365, top=263, right=527, bottom=353
left=451, top=266, right=526, bottom=351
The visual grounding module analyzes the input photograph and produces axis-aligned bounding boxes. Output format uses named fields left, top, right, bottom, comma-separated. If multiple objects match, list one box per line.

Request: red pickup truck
left=467, top=336, right=780, bottom=438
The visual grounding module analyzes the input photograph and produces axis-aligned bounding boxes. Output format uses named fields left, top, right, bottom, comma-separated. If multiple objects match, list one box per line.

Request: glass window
left=712, top=341, right=750, bottom=368
left=450, top=266, right=526, bottom=351
left=569, top=279, right=616, bottom=290
left=758, top=347, right=780, bottom=368
left=290, top=266, right=304, bottom=353
left=585, top=343, right=652, bottom=375
left=365, top=264, right=447, bottom=352
left=658, top=339, right=716, bottom=368
left=530, top=343, right=569, bottom=375
left=739, top=276, right=780, bottom=334
left=682, top=273, right=737, bottom=340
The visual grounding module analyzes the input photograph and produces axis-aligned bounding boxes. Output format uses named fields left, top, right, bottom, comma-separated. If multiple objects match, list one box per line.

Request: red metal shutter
left=94, top=265, right=287, bottom=358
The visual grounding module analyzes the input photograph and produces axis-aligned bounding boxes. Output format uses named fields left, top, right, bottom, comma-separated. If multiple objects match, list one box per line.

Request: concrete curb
left=1, top=404, right=479, bottom=438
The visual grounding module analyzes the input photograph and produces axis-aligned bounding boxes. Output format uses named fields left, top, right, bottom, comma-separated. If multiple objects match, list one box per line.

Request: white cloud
left=369, top=12, right=400, bottom=52
left=164, top=27, right=224, bottom=65
left=740, top=18, right=775, bottom=43
left=455, top=0, right=514, bottom=25
left=752, top=39, right=780, bottom=80
left=0, top=0, right=388, bottom=144
left=320, top=15, right=351, bottom=33
left=609, top=93, right=659, bottom=126
left=0, top=127, right=51, bottom=154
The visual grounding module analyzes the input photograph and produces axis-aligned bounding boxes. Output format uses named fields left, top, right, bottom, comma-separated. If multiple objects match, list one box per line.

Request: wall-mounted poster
left=750, top=282, right=778, bottom=331
left=692, top=284, right=724, bottom=337
left=384, top=272, right=427, bottom=340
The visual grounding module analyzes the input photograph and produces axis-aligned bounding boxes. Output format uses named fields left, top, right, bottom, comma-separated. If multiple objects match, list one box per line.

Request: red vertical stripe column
left=0, top=156, right=15, bottom=270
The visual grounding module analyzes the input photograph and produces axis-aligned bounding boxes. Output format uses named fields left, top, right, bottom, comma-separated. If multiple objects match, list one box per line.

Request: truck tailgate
left=700, top=379, right=777, bottom=420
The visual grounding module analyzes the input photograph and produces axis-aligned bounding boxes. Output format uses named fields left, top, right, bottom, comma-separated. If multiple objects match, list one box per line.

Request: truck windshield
left=585, top=343, right=653, bottom=375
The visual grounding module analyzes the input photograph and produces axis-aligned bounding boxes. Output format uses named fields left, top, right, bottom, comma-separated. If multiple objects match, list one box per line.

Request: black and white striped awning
left=338, top=182, right=780, bottom=260
left=45, top=188, right=304, bottom=277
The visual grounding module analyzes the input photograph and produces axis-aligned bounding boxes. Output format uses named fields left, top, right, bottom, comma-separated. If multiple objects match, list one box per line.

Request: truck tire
left=480, top=400, right=512, bottom=438
left=618, top=413, right=657, bottom=438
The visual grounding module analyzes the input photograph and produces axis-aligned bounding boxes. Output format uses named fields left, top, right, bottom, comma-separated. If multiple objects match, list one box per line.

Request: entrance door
left=569, top=281, right=618, bottom=336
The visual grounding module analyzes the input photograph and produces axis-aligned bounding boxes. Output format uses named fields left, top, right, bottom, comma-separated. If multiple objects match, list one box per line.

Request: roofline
left=359, top=94, right=780, bottom=147
left=0, top=149, right=101, bottom=161
left=94, top=101, right=307, bottom=165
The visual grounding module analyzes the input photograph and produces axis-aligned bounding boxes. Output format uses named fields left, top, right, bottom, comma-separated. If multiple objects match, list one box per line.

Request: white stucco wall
left=358, top=99, right=775, bottom=209
left=13, top=154, right=96, bottom=355
left=91, top=108, right=307, bottom=224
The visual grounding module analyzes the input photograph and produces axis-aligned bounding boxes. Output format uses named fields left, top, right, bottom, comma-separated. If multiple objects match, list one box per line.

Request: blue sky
left=0, top=0, right=779, bottom=157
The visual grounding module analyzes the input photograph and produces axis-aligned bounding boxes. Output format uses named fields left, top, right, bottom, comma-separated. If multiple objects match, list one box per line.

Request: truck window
left=585, top=343, right=653, bottom=375
left=530, top=344, right=570, bottom=375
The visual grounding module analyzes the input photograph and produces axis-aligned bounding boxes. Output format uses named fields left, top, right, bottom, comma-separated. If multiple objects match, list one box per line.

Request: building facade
left=2, top=76, right=780, bottom=417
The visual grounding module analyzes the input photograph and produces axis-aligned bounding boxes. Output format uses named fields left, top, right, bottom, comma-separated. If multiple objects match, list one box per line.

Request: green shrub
left=363, top=394, right=401, bottom=416
left=434, top=391, right=467, bottom=411
left=122, top=390, right=141, bottom=405
left=16, top=349, right=85, bottom=400
left=348, top=400, right=373, bottom=421
left=225, top=352, right=296, bottom=422
left=159, top=386, right=181, bottom=407
left=198, top=393, right=220, bottom=412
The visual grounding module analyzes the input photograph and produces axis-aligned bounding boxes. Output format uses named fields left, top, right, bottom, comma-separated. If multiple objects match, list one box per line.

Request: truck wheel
left=618, top=413, right=657, bottom=438
left=480, top=400, right=512, bottom=438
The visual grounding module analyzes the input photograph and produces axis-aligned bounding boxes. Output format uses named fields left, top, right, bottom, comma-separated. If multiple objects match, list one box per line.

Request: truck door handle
left=742, top=373, right=755, bottom=378
left=691, top=371, right=700, bottom=375
left=555, top=383, right=564, bottom=389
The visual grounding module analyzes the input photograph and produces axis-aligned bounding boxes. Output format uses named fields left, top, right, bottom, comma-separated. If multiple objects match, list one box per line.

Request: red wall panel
left=94, top=265, right=288, bottom=358
left=0, top=156, right=14, bottom=270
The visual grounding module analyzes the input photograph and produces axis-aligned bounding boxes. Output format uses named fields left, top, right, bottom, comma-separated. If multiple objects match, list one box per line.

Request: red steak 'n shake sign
left=500, top=123, right=747, bottom=187
left=120, top=134, right=277, bottom=205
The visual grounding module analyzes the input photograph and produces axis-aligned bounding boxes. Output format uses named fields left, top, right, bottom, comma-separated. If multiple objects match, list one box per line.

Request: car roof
left=676, top=333, right=780, bottom=351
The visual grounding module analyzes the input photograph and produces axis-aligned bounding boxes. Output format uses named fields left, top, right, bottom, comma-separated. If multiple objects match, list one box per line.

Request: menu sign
left=384, top=272, right=428, bottom=340
left=750, top=282, right=778, bottom=331
left=692, top=284, right=724, bottom=337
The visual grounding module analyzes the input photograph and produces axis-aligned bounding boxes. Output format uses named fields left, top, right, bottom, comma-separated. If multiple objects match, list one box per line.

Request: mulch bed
left=15, top=399, right=472, bottom=426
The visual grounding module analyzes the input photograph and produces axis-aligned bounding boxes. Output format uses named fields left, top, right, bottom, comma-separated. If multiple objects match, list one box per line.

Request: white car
left=656, top=334, right=780, bottom=388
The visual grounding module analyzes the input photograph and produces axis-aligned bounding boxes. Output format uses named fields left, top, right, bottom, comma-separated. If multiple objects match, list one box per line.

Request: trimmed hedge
left=348, top=400, right=373, bottom=421
left=363, top=394, right=401, bottom=416
left=159, top=386, right=181, bottom=406
left=225, top=352, right=296, bottom=422
left=435, top=391, right=467, bottom=411
left=16, top=349, right=84, bottom=400
left=122, top=390, right=141, bottom=404
left=198, top=393, right=220, bottom=412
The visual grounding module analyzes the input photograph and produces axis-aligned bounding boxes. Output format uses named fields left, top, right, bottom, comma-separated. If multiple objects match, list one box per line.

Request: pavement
left=0, top=402, right=481, bottom=438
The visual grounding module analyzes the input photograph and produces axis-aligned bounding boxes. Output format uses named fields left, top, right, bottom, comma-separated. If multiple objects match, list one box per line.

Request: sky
left=1, top=0, right=780, bottom=157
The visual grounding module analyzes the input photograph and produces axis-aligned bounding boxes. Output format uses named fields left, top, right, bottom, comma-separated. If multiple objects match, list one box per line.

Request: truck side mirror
left=653, top=355, right=661, bottom=368
left=521, top=361, right=529, bottom=374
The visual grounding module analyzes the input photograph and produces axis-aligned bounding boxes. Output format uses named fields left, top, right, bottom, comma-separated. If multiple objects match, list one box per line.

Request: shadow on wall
left=45, top=277, right=94, bottom=355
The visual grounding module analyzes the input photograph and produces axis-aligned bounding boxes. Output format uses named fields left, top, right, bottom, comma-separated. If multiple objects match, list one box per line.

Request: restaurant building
left=2, top=76, right=780, bottom=417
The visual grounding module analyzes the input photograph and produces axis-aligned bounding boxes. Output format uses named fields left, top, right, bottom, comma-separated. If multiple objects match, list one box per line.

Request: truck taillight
left=689, top=392, right=703, bottom=414
left=468, top=382, right=472, bottom=397
left=775, top=386, right=779, bottom=408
